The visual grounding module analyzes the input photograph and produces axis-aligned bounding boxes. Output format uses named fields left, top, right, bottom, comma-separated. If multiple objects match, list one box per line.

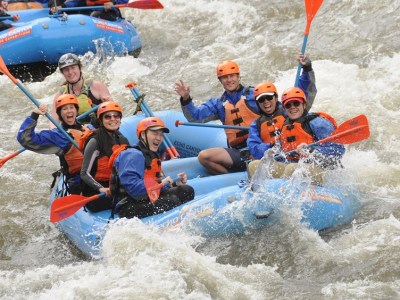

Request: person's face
left=61, top=64, right=80, bottom=83
left=219, top=73, right=240, bottom=93
left=257, top=94, right=277, bottom=115
left=60, top=104, right=77, bottom=126
left=101, top=111, right=121, bottom=132
left=141, top=129, right=164, bottom=152
left=284, top=100, right=305, bottom=120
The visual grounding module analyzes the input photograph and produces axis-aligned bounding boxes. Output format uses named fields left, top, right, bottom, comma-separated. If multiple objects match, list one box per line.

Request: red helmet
left=97, top=101, right=123, bottom=119
left=281, top=87, right=306, bottom=106
left=254, top=81, right=277, bottom=100
left=216, top=61, right=240, bottom=78
left=55, top=94, right=79, bottom=110
left=136, top=117, right=170, bottom=138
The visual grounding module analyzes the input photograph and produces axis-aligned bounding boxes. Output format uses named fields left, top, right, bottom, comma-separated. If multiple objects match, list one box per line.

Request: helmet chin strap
left=67, top=70, right=82, bottom=86
left=140, top=132, right=151, bottom=150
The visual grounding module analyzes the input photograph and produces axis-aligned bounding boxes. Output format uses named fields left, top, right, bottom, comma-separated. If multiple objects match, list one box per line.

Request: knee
left=90, top=11, right=101, bottom=18
left=272, top=162, right=286, bottom=178
left=282, top=164, right=296, bottom=178
left=308, top=165, right=324, bottom=185
left=247, top=160, right=260, bottom=178
left=198, top=150, right=209, bottom=164
left=178, top=185, right=195, bottom=202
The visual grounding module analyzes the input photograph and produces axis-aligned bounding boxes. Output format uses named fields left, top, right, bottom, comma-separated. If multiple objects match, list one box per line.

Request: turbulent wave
left=0, top=0, right=399, bottom=298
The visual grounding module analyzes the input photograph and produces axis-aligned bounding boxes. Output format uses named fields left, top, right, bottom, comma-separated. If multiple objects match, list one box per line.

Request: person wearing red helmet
left=17, top=94, right=94, bottom=194
left=50, top=53, right=114, bottom=127
left=174, top=55, right=315, bottom=175
left=257, top=87, right=345, bottom=184
left=108, top=117, right=194, bottom=219
left=245, top=54, right=317, bottom=177
left=80, top=101, right=129, bottom=212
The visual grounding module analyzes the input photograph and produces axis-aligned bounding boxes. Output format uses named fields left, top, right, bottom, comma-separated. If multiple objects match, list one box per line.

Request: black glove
left=30, top=112, right=40, bottom=120
left=301, top=57, right=312, bottom=72
left=179, top=96, right=192, bottom=106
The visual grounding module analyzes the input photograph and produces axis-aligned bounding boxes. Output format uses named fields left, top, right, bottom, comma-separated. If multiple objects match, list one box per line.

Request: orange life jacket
left=7, top=2, right=43, bottom=11
left=108, top=144, right=128, bottom=170
left=142, top=148, right=162, bottom=203
left=279, top=112, right=338, bottom=159
left=63, top=127, right=93, bottom=175
left=94, top=144, right=123, bottom=182
left=109, top=144, right=162, bottom=203
left=86, top=0, right=109, bottom=6
left=144, top=156, right=162, bottom=182
left=224, top=97, right=259, bottom=148
left=257, top=111, right=286, bottom=145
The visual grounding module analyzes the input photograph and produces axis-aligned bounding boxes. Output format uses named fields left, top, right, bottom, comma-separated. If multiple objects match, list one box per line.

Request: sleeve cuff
left=180, top=96, right=192, bottom=106
left=302, top=61, right=313, bottom=72
left=30, top=112, right=40, bottom=120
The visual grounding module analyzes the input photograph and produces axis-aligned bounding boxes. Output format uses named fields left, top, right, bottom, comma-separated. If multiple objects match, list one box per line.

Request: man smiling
left=175, top=60, right=258, bottom=175
left=109, top=117, right=194, bottom=219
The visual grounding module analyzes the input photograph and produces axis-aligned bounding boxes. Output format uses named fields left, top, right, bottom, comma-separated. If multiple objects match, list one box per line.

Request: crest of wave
left=100, top=218, right=282, bottom=299
left=321, top=215, right=400, bottom=298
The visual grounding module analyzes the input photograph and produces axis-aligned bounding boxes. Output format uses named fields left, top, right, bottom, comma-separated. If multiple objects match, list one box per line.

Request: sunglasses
left=284, top=101, right=302, bottom=109
left=257, top=94, right=275, bottom=104
left=103, top=113, right=121, bottom=120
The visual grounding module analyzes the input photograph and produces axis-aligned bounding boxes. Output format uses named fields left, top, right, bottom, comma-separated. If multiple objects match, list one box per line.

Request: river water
left=0, top=0, right=399, bottom=299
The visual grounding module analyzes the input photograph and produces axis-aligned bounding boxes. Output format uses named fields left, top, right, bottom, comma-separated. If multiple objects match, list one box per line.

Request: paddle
left=175, top=120, right=250, bottom=131
left=0, top=148, right=25, bottom=168
left=147, top=176, right=182, bottom=202
left=0, top=55, right=79, bottom=148
left=125, top=82, right=180, bottom=159
left=145, top=180, right=163, bottom=203
left=0, top=16, right=14, bottom=21
left=275, top=114, right=370, bottom=160
left=50, top=192, right=107, bottom=223
left=144, top=178, right=165, bottom=203
left=58, top=0, right=163, bottom=12
left=294, top=0, right=324, bottom=87
left=0, top=104, right=100, bottom=169
left=51, top=176, right=181, bottom=222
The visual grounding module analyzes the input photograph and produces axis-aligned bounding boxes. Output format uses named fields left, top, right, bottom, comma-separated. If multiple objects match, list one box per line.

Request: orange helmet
left=97, top=101, right=123, bottom=119
left=136, top=117, right=170, bottom=138
left=55, top=94, right=79, bottom=110
left=216, top=61, right=240, bottom=78
left=281, top=87, right=306, bottom=106
left=254, top=81, right=277, bottom=101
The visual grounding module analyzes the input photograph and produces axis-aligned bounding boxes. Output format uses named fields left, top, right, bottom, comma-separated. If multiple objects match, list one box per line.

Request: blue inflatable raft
left=49, top=110, right=359, bottom=258
left=0, top=9, right=141, bottom=81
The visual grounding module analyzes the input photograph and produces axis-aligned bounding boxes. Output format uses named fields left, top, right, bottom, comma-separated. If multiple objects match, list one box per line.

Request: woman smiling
left=270, top=87, right=345, bottom=184
left=80, top=101, right=129, bottom=212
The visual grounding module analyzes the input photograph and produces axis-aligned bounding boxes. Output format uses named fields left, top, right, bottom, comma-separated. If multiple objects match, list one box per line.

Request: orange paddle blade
left=319, top=125, right=370, bottom=145
left=334, top=114, right=369, bottom=132
left=0, top=151, right=20, bottom=168
left=0, top=55, right=18, bottom=84
left=319, top=115, right=370, bottom=145
left=50, top=193, right=104, bottom=223
left=304, top=0, right=324, bottom=34
left=144, top=178, right=163, bottom=203
left=117, top=0, right=163, bottom=9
